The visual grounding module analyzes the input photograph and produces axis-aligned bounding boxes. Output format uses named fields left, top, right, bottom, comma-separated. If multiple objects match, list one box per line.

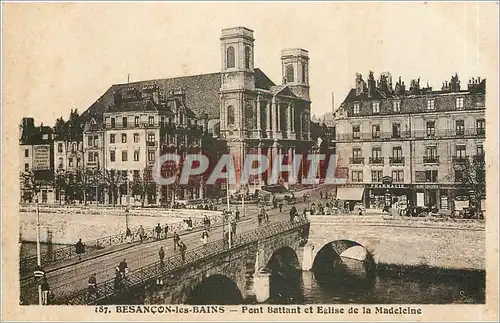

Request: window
left=58, top=157, right=63, bottom=168
left=110, top=151, right=115, bottom=162
left=476, top=119, right=485, bottom=135
left=351, top=171, right=363, bottom=182
left=77, top=158, right=81, bottom=167
left=134, top=151, right=139, bottom=162
left=455, top=120, right=465, bottom=135
left=226, top=46, right=235, bottom=68
left=87, top=136, right=92, bottom=147
left=110, top=134, right=115, bottom=144
left=372, top=147, right=382, bottom=159
left=148, top=151, right=155, bottom=161
left=352, top=148, right=362, bottom=159
left=227, top=105, right=235, bottom=126
left=245, top=46, right=251, bottom=69
left=371, top=170, right=383, bottom=182
left=455, top=169, right=464, bottom=182
left=353, top=103, right=360, bottom=115
left=120, top=133, right=126, bottom=143
left=392, top=170, right=404, bottom=182
left=122, top=150, right=128, bottom=162
left=352, top=125, right=360, bottom=139
left=392, top=123, right=401, bottom=138
left=134, top=133, right=139, bottom=143
left=372, top=102, right=380, bottom=114
left=93, top=136, right=98, bottom=147
left=456, top=145, right=466, bottom=159
left=72, top=143, right=76, bottom=152
left=135, top=116, right=140, bottom=127
left=456, top=97, right=464, bottom=109
left=372, top=125, right=380, bottom=138
left=58, top=143, right=63, bottom=153
left=68, top=157, right=74, bottom=167
left=426, top=121, right=435, bottom=137
left=393, top=101, right=401, bottom=112
left=426, top=99, right=435, bottom=111
left=25, top=149, right=29, bottom=157
left=477, top=145, right=484, bottom=156
left=111, top=118, right=116, bottom=128
left=302, top=65, right=307, bottom=83
left=425, top=170, right=438, bottom=182
left=148, top=116, right=154, bottom=126
left=122, top=117, right=128, bottom=128
left=426, top=146, right=437, bottom=159
left=285, top=65, right=294, bottom=82
left=147, top=133, right=155, bottom=142
left=393, top=146, right=403, bottom=158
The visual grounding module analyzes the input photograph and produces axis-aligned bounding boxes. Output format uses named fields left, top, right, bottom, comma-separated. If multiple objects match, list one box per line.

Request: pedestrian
left=113, top=271, right=122, bottom=292
left=320, top=191, right=323, bottom=199
left=231, top=221, right=237, bottom=236
left=272, top=196, right=277, bottom=209
left=235, top=207, right=240, bottom=221
left=87, top=273, right=97, bottom=303
left=159, top=247, right=165, bottom=265
left=179, top=241, right=186, bottom=263
left=258, top=213, right=262, bottom=226
left=173, top=231, right=180, bottom=250
left=41, top=276, right=50, bottom=305
left=125, top=227, right=133, bottom=243
left=75, top=238, right=85, bottom=261
left=164, top=223, right=169, bottom=239
left=155, top=223, right=162, bottom=240
left=137, top=225, right=145, bottom=243
left=290, top=205, right=297, bottom=222
left=118, top=258, right=128, bottom=279
left=279, top=202, right=283, bottom=212
left=201, top=230, right=209, bottom=246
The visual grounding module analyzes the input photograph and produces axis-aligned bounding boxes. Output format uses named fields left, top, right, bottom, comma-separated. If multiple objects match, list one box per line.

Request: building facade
left=334, top=72, right=486, bottom=210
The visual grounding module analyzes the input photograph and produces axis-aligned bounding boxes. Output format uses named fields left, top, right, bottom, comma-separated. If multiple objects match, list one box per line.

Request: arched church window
left=245, top=105, right=254, bottom=128
left=286, top=64, right=295, bottom=83
left=226, top=46, right=235, bottom=69
left=302, top=64, right=307, bottom=83
left=245, top=46, right=251, bottom=69
left=227, top=105, right=235, bottom=126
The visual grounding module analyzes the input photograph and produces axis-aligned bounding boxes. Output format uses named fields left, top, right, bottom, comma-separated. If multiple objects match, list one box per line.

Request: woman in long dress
left=201, top=230, right=209, bottom=246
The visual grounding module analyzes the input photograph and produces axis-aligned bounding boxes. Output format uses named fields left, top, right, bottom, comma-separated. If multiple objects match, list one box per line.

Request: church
left=81, top=26, right=314, bottom=202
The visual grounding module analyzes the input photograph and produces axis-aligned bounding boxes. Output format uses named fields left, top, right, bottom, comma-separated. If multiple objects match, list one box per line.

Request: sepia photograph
left=2, top=1, right=499, bottom=322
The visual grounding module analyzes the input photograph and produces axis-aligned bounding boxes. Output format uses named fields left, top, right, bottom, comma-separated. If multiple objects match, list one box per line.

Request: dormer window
left=456, top=97, right=464, bottom=109
left=393, top=101, right=401, bottom=112
left=372, top=102, right=380, bottom=114
left=353, top=103, right=360, bottom=115
left=426, top=99, right=435, bottom=111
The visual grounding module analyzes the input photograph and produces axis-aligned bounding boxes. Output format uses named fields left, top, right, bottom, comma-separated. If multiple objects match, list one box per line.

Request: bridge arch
left=185, top=274, right=243, bottom=305
left=312, top=239, right=376, bottom=288
left=266, top=246, right=302, bottom=302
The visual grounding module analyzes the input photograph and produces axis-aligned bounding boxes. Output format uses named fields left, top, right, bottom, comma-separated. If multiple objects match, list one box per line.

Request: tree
left=103, top=169, right=123, bottom=206
left=20, top=171, right=41, bottom=203
left=453, top=156, right=486, bottom=218
left=75, top=169, right=96, bottom=206
left=54, top=169, right=68, bottom=204
left=131, top=168, right=155, bottom=207
left=54, top=117, right=67, bottom=140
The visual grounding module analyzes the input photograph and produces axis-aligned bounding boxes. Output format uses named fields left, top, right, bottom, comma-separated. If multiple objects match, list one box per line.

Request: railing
left=368, top=157, right=384, bottom=165
left=423, top=156, right=440, bottom=164
left=55, top=219, right=309, bottom=305
left=19, top=215, right=221, bottom=275
left=452, top=156, right=469, bottom=163
left=389, top=157, right=405, bottom=165
left=335, top=128, right=485, bottom=141
left=349, top=157, right=364, bottom=165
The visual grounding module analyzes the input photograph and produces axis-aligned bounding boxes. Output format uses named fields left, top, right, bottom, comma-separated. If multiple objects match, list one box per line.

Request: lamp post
left=35, top=198, right=42, bottom=305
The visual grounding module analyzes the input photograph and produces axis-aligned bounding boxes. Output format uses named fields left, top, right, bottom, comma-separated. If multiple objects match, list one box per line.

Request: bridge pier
left=252, top=269, right=271, bottom=303
left=299, top=243, right=315, bottom=271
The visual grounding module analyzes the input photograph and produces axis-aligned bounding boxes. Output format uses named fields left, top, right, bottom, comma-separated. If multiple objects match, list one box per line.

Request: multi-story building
left=80, top=26, right=314, bottom=205
left=53, top=140, right=84, bottom=172
left=334, top=72, right=485, bottom=210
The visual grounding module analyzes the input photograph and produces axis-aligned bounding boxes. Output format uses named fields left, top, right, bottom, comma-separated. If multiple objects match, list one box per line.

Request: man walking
left=137, top=225, right=145, bottom=243
left=75, top=238, right=85, bottom=261
left=41, top=276, right=50, bottom=305
left=155, top=223, right=162, bottom=240
left=159, top=246, right=165, bottom=265
left=164, top=223, right=169, bottom=239
left=179, top=241, right=186, bottom=263
left=173, top=231, right=180, bottom=251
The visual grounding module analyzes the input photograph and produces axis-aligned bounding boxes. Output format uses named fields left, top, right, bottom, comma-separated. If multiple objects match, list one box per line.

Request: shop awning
left=336, top=187, right=365, bottom=201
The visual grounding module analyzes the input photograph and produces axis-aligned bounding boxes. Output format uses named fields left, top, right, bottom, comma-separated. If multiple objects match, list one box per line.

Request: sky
left=3, top=2, right=498, bottom=126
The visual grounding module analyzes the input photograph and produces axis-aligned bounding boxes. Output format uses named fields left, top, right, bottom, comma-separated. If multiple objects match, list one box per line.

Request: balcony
left=473, top=154, right=485, bottom=162
left=349, top=157, right=365, bottom=165
left=86, top=161, right=98, bottom=168
left=452, top=156, right=469, bottom=164
left=389, top=156, right=405, bottom=165
left=423, top=156, right=440, bottom=164
left=146, top=141, right=158, bottom=147
left=369, top=157, right=384, bottom=165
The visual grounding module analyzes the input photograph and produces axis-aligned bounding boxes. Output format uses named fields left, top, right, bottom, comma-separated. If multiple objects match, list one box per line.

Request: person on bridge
left=118, top=259, right=128, bottom=278
left=138, top=225, right=145, bottom=243
left=155, top=223, right=162, bottom=240
left=87, top=273, right=97, bottom=303
left=179, top=241, right=187, bottom=263
left=279, top=202, right=284, bottom=212
left=290, top=205, right=298, bottom=222
left=235, top=207, right=240, bottom=221
left=40, top=276, right=50, bottom=305
left=126, top=227, right=133, bottom=243
left=173, top=231, right=180, bottom=250
left=231, top=221, right=237, bottom=236
left=159, top=247, right=165, bottom=265
left=320, top=191, right=323, bottom=199
left=201, top=230, right=209, bottom=246
left=164, top=223, right=169, bottom=239
left=75, top=238, right=85, bottom=261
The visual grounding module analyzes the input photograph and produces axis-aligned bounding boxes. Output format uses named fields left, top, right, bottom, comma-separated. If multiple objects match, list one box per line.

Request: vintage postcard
left=1, top=1, right=499, bottom=322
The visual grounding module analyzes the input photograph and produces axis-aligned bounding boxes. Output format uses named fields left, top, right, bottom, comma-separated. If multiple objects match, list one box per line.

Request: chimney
left=355, top=73, right=366, bottom=96
left=367, top=71, right=376, bottom=97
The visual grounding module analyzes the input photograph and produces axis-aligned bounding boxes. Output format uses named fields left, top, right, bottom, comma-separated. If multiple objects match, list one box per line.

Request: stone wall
left=19, top=206, right=222, bottom=244
left=306, top=215, right=485, bottom=271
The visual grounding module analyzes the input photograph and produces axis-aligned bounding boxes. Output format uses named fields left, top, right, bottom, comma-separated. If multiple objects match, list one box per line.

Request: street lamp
left=35, top=198, right=43, bottom=305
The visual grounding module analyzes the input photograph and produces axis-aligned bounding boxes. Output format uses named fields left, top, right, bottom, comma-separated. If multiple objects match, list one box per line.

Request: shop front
left=366, top=177, right=412, bottom=210
left=335, top=186, right=365, bottom=211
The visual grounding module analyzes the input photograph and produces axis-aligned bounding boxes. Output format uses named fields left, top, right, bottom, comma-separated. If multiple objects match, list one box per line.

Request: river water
left=267, top=257, right=485, bottom=304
